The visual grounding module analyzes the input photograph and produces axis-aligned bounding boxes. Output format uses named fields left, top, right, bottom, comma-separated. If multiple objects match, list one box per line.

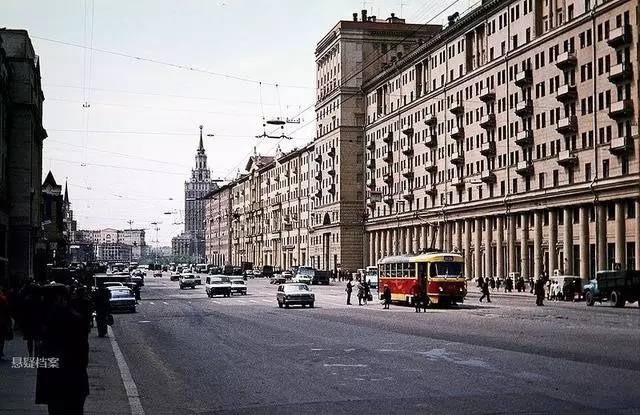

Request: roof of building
left=43, top=171, right=58, bottom=187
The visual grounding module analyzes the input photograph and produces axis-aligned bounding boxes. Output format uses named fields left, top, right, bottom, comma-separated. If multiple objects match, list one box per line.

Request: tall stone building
left=363, top=0, right=639, bottom=281
left=174, top=126, right=217, bottom=261
left=310, top=11, right=441, bottom=272
left=41, top=171, right=66, bottom=265
left=203, top=184, right=232, bottom=266
left=0, top=29, right=47, bottom=287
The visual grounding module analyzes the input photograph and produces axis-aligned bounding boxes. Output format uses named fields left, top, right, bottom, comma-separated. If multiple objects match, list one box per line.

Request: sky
left=2, top=0, right=471, bottom=246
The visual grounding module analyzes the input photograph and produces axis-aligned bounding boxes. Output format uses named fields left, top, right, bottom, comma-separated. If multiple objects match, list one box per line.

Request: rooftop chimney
left=353, top=12, right=358, bottom=22
left=361, top=9, right=367, bottom=22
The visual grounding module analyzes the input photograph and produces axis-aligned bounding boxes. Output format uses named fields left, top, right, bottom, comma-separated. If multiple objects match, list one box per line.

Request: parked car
left=205, top=276, right=232, bottom=297
left=262, top=265, right=274, bottom=279
left=153, top=270, right=162, bottom=278
left=253, top=267, right=263, bottom=278
left=243, top=269, right=254, bottom=280
left=230, top=279, right=247, bottom=295
left=282, top=270, right=293, bottom=280
left=170, top=272, right=180, bottom=281
left=179, top=273, right=198, bottom=289
left=583, top=270, right=640, bottom=307
left=107, top=286, right=136, bottom=313
left=270, top=273, right=287, bottom=285
left=130, top=274, right=144, bottom=287
left=102, top=282, right=125, bottom=288
left=193, top=273, right=202, bottom=285
left=276, top=283, right=315, bottom=308
left=293, top=272, right=312, bottom=285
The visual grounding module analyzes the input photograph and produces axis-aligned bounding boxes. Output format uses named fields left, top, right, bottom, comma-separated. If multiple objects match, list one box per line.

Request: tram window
left=429, top=262, right=463, bottom=277
left=408, top=263, right=415, bottom=279
left=390, top=264, right=397, bottom=278
left=402, top=263, right=409, bottom=278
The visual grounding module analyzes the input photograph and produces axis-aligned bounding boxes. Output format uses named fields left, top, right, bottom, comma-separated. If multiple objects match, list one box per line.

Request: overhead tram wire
left=219, top=0, right=468, bottom=180
left=31, top=35, right=312, bottom=90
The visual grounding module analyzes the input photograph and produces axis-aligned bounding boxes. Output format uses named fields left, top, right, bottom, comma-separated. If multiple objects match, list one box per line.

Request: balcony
left=450, top=151, right=464, bottom=165
left=481, top=171, right=496, bottom=184
left=383, top=131, right=393, bottom=144
left=555, top=84, right=577, bottom=103
left=514, top=69, right=533, bottom=87
left=367, top=178, right=376, bottom=189
left=402, top=167, right=414, bottom=179
left=607, top=24, right=631, bottom=48
left=479, top=113, right=496, bottom=129
left=382, top=150, right=393, bottom=163
left=451, top=176, right=465, bottom=189
left=480, top=141, right=496, bottom=157
left=556, top=116, right=577, bottom=135
left=424, top=113, right=437, bottom=126
left=555, top=51, right=577, bottom=70
left=515, top=160, right=534, bottom=176
left=314, top=171, right=322, bottom=181
left=450, top=126, right=465, bottom=141
left=515, top=99, right=533, bottom=117
left=608, top=99, right=634, bottom=120
left=402, top=126, right=414, bottom=136
left=479, top=87, right=495, bottom=102
left=328, top=146, right=336, bottom=158
left=366, top=138, right=375, bottom=150
left=608, top=62, right=633, bottom=83
left=383, top=172, right=393, bottom=184
left=327, top=166, right=336, bottom=176
left=367, top=198, right=377, bottom=209
left=557, top=150, right=578, bottom=167
left=515, top=129, right=534, bottom=146
left=423, top=132, right=437, bottom=148
left=274, top=174, right=281, bottom=182
left=450, top=99, right=464, bottom=115
left=383, top=195, right=394, bottom=205
left=314, top=153, right=322, bottom=163
left=402, top=145, right=414, bottom=156
left=401, top=190, right=414, bottom=202
left=425, top=184, right=437, bottom=196
left=424, top=159, right=437, bottom=173
left=366, top=159, right=376, bottom=170
left=609, top=135, right=634, bottom=156
left=328, top=183, right=336, bottom=194
left=314, top=190, right=322, bottom=199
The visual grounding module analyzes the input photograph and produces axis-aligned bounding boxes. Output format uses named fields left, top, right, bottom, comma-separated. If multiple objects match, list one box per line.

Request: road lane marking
left=212, top=301, right=221, bottom=304
left=262, top=299, right=273, bottom=303
left=137, top=320, right=151, bottom=323
left=108, top=326, right=145, bottom=415
left=162, top=302, right=169, bottom=305
left=323, top=364, right=368, bottom=367
left=249, top=300, right=258, bottom=303
left=149, top=302, right=155, bottom=305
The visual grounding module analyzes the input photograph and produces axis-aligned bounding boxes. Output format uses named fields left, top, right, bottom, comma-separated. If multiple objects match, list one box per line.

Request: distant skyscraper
left=176, top=126, right=217, bottom=260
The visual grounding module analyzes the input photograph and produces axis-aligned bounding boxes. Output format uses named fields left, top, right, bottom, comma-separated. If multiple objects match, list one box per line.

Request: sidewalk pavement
left=0, top=326, right=131, bottom=414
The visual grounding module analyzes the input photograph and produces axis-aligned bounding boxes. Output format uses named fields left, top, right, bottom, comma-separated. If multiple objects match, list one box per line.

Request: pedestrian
left=411, top=283, right=421, bottom=312
left=345, top=279, right=353, bottom=305
left=357, top=280, right=365, bottom=306
left=36, top=284, right=89, bottom=415
left=20, top=283, right=40, bottom=357
left=489, top=276, right=496, bottom=291
left=496, top=277, right=502, bottom=291
left=479, top=279, right=491, bottom=303
left=363, top=280, right=370, bottom=305
left=529, top=277, right=535, bottom=294
left=420, top=290, right=429, bottom=312
left=534, top=277, right=545, bottom=306
left=477, top=275, right=484, bottom=288
left=382, top=284, right=391, bottom=309
left=94, top=285, right=111, bottom=337
left=71, top=286, right=92, bottom=335
left=0, top=286, right=12, bottom=361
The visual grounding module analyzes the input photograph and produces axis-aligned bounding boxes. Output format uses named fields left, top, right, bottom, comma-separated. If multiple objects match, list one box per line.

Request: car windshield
left=110, top=290, right=131, bottom=298
left=211, top=280, right=223, bottom=284
left=429, top=262, right=463, bottom=277
left=232, top=281, right=245, bottom=285
left=286, top=284, right=309, bottom=292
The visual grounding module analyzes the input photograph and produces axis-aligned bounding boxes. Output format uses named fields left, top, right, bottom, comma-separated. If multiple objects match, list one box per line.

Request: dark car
left=107, top=286, right=136, bottom=313
left=276, top=283, right=315, bottom=308
left=262, top=265, right=274, bottom=279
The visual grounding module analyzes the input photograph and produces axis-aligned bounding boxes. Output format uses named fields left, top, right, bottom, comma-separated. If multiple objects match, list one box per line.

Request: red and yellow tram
left=377, top=252, right=466, bottom=305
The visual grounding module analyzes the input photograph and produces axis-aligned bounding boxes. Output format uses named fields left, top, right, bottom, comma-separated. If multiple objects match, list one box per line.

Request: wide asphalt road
left=109, top=274, right=640, bottom=415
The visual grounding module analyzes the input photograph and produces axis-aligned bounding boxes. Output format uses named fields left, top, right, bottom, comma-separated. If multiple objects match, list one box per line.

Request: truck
left=583, top=270, right=640, bottom=307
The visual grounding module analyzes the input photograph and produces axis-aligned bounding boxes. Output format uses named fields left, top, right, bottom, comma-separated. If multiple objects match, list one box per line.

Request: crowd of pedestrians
left=0, top=278, right=113, bottom=415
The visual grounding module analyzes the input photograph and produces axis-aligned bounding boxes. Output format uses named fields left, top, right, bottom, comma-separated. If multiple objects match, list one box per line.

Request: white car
left=179, top=273, right=197, bottom=289
left=276, top=283, right=315, bottom=308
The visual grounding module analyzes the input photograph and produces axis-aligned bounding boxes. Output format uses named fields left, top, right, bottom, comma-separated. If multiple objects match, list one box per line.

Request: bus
left=377, top=252, right=466, bottom=306
left=195, top=263, right=208, bottom=273
left=365, top=266, right=378, bottom=291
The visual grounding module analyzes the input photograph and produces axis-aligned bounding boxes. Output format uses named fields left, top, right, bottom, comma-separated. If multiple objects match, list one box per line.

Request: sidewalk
left=0, top=326, right=131, bottom=414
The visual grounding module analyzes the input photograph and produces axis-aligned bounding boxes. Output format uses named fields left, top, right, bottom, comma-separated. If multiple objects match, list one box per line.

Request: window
left=585, top=163, right=591, bottom=181
left=603, top=159, right=609, bottom=178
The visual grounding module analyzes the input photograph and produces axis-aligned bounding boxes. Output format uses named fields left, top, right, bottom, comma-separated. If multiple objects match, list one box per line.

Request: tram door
left=417, top=262, right=428, bottom=295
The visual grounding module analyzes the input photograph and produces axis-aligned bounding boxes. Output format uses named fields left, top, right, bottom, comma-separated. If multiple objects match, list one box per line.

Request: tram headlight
left=438, top=286, right=443, bottom=292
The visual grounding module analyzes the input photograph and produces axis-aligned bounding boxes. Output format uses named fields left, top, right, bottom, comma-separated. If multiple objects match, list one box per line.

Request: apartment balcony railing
left=480, top=141, right=496, bottom=157
left=450, top=151, right=464, bottom=165
left=514, top=69, right=533, bottom=87
left=515, top=129, right=534, bottom=147
left=383, top=131, right=393, bottom=144
left=608, top=99, right=634, bottom=120
left=608, top=62, right=633, bottom=83
left=556, top=150, right=578, bottom=167
left=479, top=87, right=496, bottom=102
left=480, top=171, right=496, bottom=184
left=555, top=51, right=577, bottom=70
left=556, top=116, right=578, bottom=135
left=382, top=150, right=393, bottom=163
left=450, top=99, right=464, bottom=115
left=515, top=99, right=533, bottom=117
left=515, top=160, right=534, bottom=176
left=424, top=159, right=437, bottom=173
left=609, top=135, right=634, bottom=156
left=555, top=84, right=577, bottom=103
left=424, top=113, right=437, bottom=126
left=479, top=114, right=496, bottom=130
left=450, top=126, right=465, bottom=141
left=424, top=131, right=437, bottom=148
left=607, top=24, right=631, bottom=48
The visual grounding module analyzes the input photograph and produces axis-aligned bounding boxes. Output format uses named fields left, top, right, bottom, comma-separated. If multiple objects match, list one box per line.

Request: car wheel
left=611, top=290, right=625, bottom=307
left=585, top=291, right=594, bottom=306
left=309, top=302, right=314, bottom=308
left=301, top=304, right=306, bottom=308
left=180, top=285, right=183, bottom=290
left=284, top=302, right=289, bottom=308
left=278, top=300, right=283, bottom=308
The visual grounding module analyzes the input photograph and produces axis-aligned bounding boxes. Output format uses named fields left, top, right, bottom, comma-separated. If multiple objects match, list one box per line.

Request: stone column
left=596, top=204, right=607, bottom=270
left=437, top=223, right=444, bottom=250
left=521, top=212, right=529, bottom=279
left=636, top=199, right=640, bottom=271
left=413, top=226, right=419, bottom=253
left=484, top=217, right=493, bottom=278
left=564, top=207, right=573, bottom=275
left=615, top=202, right=625, bottom=266
left=421, top=225, right=428, bottom=251
left=386, top=229, right=392, bottom=257
left=474, top=218, right=483, bottom=279
left=549, top=209, right=558, bottom=275
left=391, top=229, right=397, bottom=255
left=533, top=211, right=543, bottom=278
left=429, top=225, right=436, bottom=250
left=455, top=220, right=463, bottom=252
left=579, top=206, right=589, bottom=281
left=406, top=227, right=412, bottom=254
left=508, top=214, right=517, bottom=274
left=496, top=216, right=504, bottom=278
left=445, top=222, right=453, bottom=252
left=464, top=219, right=472, bottom=277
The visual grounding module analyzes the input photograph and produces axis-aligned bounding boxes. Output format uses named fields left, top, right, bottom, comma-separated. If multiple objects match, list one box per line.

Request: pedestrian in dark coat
left=382, top=284, right=391, bottom=309
left=363, top=280, right=370, bottom=305
left=0, top=287, right=11, bottom=360
left=534, top=278, right=545, bottom=306
left=345, top=280, right=353, bottom=305
left=411, top=284, right=421, bottom=312
left=36, top=284, right=89, bottom=415
left=479, top=280, right=491, bottom=303
left=94, top=286, right=111, bottom=337
left=477, top=276, right=484, bottom=288
left=489, top=277, right=496, bottom=291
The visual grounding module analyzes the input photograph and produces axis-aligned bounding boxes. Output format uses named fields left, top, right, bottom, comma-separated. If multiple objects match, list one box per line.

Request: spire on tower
left=64, top=180, right=69, bottom=204
left=198, top=125, right=204, bottom=152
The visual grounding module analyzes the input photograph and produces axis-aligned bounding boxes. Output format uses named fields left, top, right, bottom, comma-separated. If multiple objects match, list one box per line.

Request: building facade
left=72, top=227, right=146, bottom=263
left=41, top=171, right=66, bottom=265
left=310, top=11, right=442, bottom=272
left=362, top=0, right=639, bottom=281
left=175, top=126, right=217, bottom=261
left=0, top=29, right=47, bottom=287
left=203, top=184, right=232, bottom=266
